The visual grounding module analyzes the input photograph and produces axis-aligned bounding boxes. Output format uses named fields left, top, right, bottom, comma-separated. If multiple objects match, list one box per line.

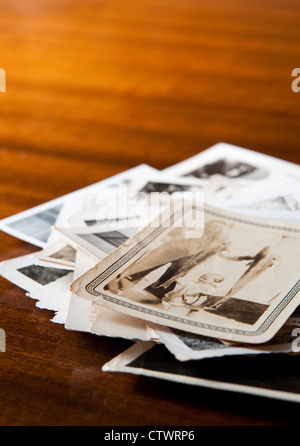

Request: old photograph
left=50, top=244, right=76, bottom=263
left=71, top=202, right=300, bottom=344
left=55, top=225, right=139, bottom=261
left=184, top=158, right=268, bottom=180
left=5, top=204, right=63, bottom=247
left=163, top=143, right=300, bottom=185
left=0, top=164, right=156, bottom=247
left=128, top=175, right=206, bottom=197
left=80, top=230, right=131, bottom=251
left=103, top=341, right=300, bottom=403
left=148, top=322, right=298, bottom=361
left=17, top=264, right=72, bottom=286
left=215, top=185, right=300, bottom=225
left=0, top=253, right=74, bottom=312
left=35, top=239, right=77, bottom=268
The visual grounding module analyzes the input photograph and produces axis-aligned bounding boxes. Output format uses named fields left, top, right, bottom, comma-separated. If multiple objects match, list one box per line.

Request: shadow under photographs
left=130, top=344, right=300, bottom=426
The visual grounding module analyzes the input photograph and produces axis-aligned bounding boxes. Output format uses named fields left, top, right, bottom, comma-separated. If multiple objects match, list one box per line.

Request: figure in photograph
left=162, top=273, right=225, bottom=314
left=185, top=159, right=268, bottom=180
left=209, top=245, right=277, bottom=310
left=139, top=182, right=195, bottom=195
left=119, top=219, right=231, bottom=299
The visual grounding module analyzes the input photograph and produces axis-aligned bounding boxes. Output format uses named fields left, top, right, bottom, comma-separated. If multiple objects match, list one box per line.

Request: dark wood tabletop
left=1, top=0, right=300, bottom=426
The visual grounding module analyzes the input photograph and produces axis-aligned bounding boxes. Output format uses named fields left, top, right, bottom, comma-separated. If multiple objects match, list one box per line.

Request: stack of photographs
left=1, top=143, right=300, bottom=403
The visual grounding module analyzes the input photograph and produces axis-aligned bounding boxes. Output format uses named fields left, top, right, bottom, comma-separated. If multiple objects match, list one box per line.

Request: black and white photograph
left=163, top=143, right=300, bottom=185
left=0, top=164, right=156, bottom=248
left=234, top=195, right=300, bottom=212
left=5, top=205, right=63, bottom=247
left=35, top=239, right=77, bottom=268
left=184, top=158, right=268, bottom=180
left=219, top=186, right=300, bottom=214
left=17, top=264, right=72, bottom=286
left=139, top=181, right=201, bottom=194
left=50, top=244, right=77, bottom=263
left=147, top=322, right=299, bottom=361
left=55, top=225, right=140, bottom=261
left=103, top=340, right=300, bottom=403
left=128, top=175, right=206, bottom=197
left=0, top=253, right=74, bottom=311
left=216, top=184, right=300, bottom=225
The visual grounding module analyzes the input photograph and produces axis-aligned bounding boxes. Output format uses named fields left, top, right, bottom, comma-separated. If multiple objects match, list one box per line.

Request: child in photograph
left=162, top=273, right=225, bottom=313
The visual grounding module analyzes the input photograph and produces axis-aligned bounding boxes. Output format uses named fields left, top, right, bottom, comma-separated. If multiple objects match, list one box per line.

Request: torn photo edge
left=65, top=248, right=149, bottom=340
left=0, top=252, right=74, bottom=308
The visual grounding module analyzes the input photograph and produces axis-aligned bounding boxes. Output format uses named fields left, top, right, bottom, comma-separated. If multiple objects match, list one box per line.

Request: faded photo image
left=138, top=181, right=203, bottom=195
left=7, top=205, right=63, bottom=245
left=51, top=244, right=77, bottom=263
left=79, top=230, right=130, bottom=252
left=17, top=264, right=72, bottom=286
left=184, top=158, right=268, bottom=180
left=56, top=225, right=139, bottom=261
left=232, top=195, right=300, bottom=212
left=102, top=210, right=300, bottom=330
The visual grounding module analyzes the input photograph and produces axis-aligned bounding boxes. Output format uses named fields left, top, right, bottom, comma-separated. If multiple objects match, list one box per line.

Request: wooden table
left=0, top=0, right=300, bottom=426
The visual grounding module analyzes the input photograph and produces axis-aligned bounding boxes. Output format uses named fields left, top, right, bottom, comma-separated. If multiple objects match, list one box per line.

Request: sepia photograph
left=72, top=202, right=300, bottom=344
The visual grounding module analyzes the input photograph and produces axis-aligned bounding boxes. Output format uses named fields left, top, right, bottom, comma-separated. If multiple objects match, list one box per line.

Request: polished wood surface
left=1, top=0, right=300, bottom=426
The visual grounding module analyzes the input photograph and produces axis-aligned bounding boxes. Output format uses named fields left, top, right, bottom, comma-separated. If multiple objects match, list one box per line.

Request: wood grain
left=0, top=0, right=300, bottom=426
